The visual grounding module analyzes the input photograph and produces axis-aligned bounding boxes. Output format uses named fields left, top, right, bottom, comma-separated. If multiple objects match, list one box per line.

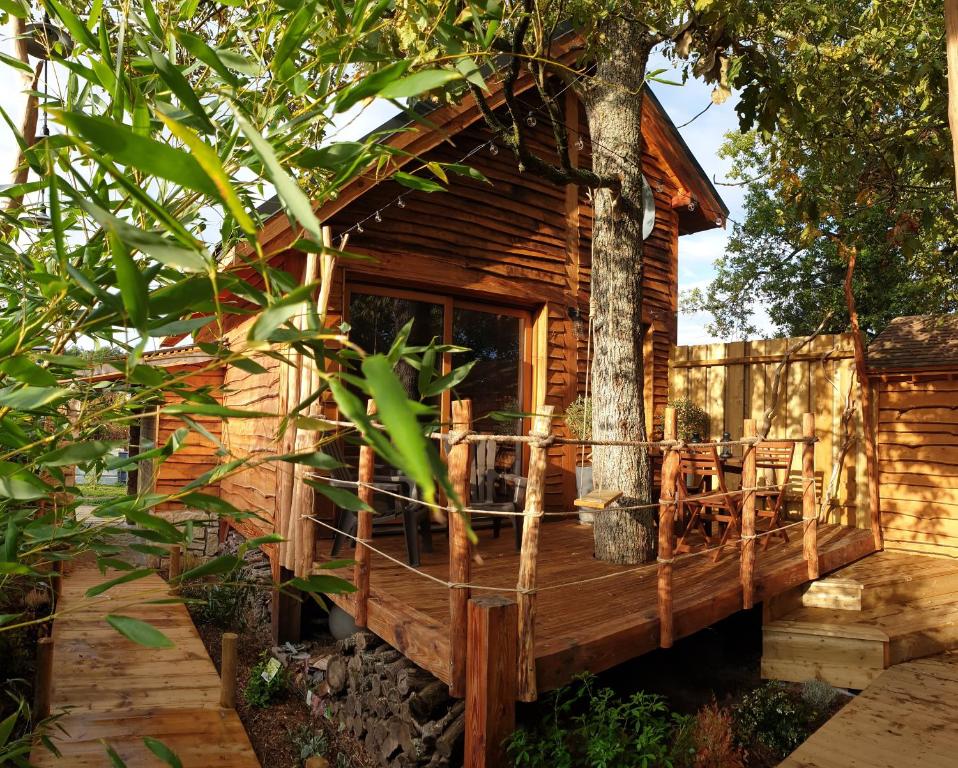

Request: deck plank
left=318, top=521, right=874, bottom=691
left=31, top=562, right=260, bottom=768
left=780, top=652, right=958, bottom=768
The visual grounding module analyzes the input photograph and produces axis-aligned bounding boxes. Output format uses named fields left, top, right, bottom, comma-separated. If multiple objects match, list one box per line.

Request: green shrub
left=564, top=395, right=592, bottom=442
left=733, top=682, right=812, bottom=758
left=244, top=655, right=287, bottom=708
left=800, top=679, right=839, bottom=716
left=664, top=398, right=711, bottom=441
left=291, top=725, right=329, bottom=766
left=507, top=674, right=680, bottom=768
left=185, top=578, right=253, bottom=633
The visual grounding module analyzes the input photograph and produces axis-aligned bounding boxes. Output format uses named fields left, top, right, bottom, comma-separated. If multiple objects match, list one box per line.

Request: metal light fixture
left=26, top=19, right=73, bottom=60
left=719, top=431, right=733, bottom=459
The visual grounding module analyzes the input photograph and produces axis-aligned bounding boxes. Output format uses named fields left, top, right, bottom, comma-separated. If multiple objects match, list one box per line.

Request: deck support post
left=220, top=632, right=238, bottom=709
left=516, top=406, right=554, bottom=703
left=465, top=596, right=518, bottom=768
left=34, top=636, right=53, bottom=720
left=271, top=562, right=301, bottom=644
left=802, top=413, right=819, bottom=580
left=657, top=407, right=679, bottom=648
left=447, top=399, right=474, bottom=697
left=741, top=418, right=757, bottom=609
left=353, top=400, right=377, bottom=628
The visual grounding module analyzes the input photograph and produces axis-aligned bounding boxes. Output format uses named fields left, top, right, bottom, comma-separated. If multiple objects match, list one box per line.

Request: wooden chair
left=754, top=441, right=796, bottom=549
left=467, top=439, right=526, bottom=550
left=675, top=444, right=742, bottom=559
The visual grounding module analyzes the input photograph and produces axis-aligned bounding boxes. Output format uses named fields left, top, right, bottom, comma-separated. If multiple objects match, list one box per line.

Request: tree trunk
left=582, top=26, right=655, bottom=564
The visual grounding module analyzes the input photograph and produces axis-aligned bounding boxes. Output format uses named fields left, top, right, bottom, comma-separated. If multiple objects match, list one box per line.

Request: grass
left=76, top=480, right=129, bottom=505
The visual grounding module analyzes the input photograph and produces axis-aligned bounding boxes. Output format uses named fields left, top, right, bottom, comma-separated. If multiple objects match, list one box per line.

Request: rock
left=304, top=757, right=330, bottom=768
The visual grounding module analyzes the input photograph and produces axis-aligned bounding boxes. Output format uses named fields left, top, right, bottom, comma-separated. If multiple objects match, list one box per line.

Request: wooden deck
left=31, top=562, right=260, bottom=768
left=780, top=652, right=958, bottom=768
left=317, top=520, right=875, bottom=693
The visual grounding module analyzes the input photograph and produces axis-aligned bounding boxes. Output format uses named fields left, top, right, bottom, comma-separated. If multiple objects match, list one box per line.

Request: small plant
left=244, top=654, right=287, bottom=708
left=800, top=679, right=839, bottom=716
left=564, top=395, right=592, bottom=443
left=291, top=725, right=329, bottom=766
left=184, top=577, right=253, bottom=633
left=687, top=702, right=745, bottom=768
left=664, top=398, right=711, bottom=441
left=507, top=674, right=679, bottom=768
left=733, top=682, right=812, bottom=759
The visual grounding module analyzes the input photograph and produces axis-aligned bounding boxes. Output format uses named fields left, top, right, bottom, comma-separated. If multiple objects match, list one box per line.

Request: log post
left=447, top=399, right=474, bottom=698
left=169, top=544, right=182, bottom=581
left=220, top=632, right=238, bottom=708
left=802, top=413, right=819, bottom=580
left=465, top=596, right=518, bottom=768
left=354, top=400, right=377, bottom=628
left=740, top=418, right=757, bottom=610
left=657, top=407, right=679, bottom=648
left=34, top=636, right=54, bottom=720
left=516, top=406, right=554, bottom=703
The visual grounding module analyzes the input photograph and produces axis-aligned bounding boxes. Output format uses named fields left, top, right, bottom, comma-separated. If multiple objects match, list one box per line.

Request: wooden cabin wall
left=876, top=372, right=958, bottom=556
left=324, top=96, right=681, bottom=510
left=153, top=365, right=225, bottom=513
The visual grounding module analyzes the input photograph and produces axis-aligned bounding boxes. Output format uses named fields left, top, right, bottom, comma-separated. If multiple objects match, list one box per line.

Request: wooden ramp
left=31, top=562, right=259, bottom=768
left=780, top=652, right=958, bottom=768
left=762, top=550, right=958, bottom=689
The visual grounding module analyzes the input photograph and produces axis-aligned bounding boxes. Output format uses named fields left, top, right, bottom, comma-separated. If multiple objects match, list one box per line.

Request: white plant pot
left=575, top=466, right=594, bottom=525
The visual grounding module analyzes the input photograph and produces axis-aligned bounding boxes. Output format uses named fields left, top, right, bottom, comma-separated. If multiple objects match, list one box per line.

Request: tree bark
left=946, top=0, right=958, bottom=199
left=582, top=24, right=655, bottom=564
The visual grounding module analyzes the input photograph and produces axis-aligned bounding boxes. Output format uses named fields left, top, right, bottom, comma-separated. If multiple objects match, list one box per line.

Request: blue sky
left=0, top=35, right=760, bottom=344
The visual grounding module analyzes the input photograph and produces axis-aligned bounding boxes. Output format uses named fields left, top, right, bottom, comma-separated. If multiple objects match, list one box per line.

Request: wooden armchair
left=755, top=441, right=796, bottom=549
left=675, top=444, right=742, bottom=559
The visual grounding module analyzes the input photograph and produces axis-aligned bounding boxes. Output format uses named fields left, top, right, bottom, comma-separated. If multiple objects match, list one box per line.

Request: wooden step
left=763, top=551, right=958, bottom=689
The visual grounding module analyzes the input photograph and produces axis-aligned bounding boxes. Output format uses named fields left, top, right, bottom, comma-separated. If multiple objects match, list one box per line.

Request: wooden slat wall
left=325, top=95, right=683, bottom=511
left=154, top=366, right=225, bottom=512
left=876, top=373, right=958, bottom=557
left=669, top=334, right=868, bottom=526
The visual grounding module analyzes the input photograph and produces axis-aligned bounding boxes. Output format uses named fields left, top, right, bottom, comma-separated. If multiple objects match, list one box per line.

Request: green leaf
left=45, top=0, right=98, bottom=50
left=420, top=359, right=477, bottom=397
left=0, top=355, right=59, bottom=386
left=393, top=171, right=445, bottom=193
left=146, top=315, right=214, bottom=338
left=233, top=108, right=323, bottom=241
left=85, top=568, right=153, bottom=598
left=288, top=574, right=357, bottom=594
left=0, top=711, right=17, bottom=749
left=144, top=738, right=183, bottom=768
left=0, top=385, right=73, bottom=411
left=177, top=555, right=242, bottom=582
left=163, top=403, right=271, bottom=419
left=109, top=232, right=149, bottom=330
left=377, top=69, right=463, bottom=99
left=38, top=440, right=123, bottom=467
left=311, top=482, right=372, bottom=513
left=106, top=614, right=175, bottom=648
left=149, top=49, right=215, bottom=133
left=174, top=30, right=240, bottom=86
left=54, top=111, right=220, bottom=199
left=362, top=354, right=436, bottom=501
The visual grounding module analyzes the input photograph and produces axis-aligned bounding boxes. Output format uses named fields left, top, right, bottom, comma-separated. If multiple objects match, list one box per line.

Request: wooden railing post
left=516, top=405, right=554, bottom=703
left=354, top=400, right=377, bottom=628
left=220, top=632, right=238, bottom=709
left=447, top=399, right=474, bottom=697
left=34, top=636, right=53, bottom=720
left=168, top=544, right=182, bottom=595
left=802, top=413, right=820, bottom=580
left=465, top=596, right=518, bottom=768
left=741, top=418, right=757, bottom=610
left=657, top=407, right=679, bottom=648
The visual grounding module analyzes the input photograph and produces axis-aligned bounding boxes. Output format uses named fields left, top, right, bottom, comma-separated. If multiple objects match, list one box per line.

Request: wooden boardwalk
left=781, top=652, right=958, bottom=768
left=32, top=562, right=259, bottom=768
left=318, top=519, right=875, bottom=692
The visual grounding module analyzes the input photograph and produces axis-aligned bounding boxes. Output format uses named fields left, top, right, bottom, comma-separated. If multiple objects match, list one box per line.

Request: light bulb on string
left=374, top=210, right=382, bottom=223
left=715, top=216, right=723, bottom=227
left=526, top=112, right=536, bottom=128
left=489, top=142, right=499, bottom=156
left=687, top=199, right=697, bottom=212
left=356, top=222, right=364, bottom=234
left=575, top=137, right=584, bottom=151
left=397, top=197, right=405, bottom=208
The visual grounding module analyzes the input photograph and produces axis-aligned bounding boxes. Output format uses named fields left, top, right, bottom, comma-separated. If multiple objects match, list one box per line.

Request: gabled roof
left=253, top=44, right=727, bottom=257
left=868, top=314, right=958, bottom=371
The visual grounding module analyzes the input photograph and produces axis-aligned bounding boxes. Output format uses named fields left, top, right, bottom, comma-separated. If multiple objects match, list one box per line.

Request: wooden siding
left=669, top=334, right=869, bottom=527
left=153, top=365, right=224, bottom=513
left=876, top=372, right=958, bottom=557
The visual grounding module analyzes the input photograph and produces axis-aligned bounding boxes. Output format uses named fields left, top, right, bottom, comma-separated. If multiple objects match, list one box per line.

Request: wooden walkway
left=781, top=652, right=958, bottom=768
left=318, top=519, right=875, bottom=692
left=32, top=562, right=260, bottom=768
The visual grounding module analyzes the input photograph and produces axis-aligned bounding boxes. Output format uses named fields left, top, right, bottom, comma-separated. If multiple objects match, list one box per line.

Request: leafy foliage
left=664, top=398, right=711, bottom=442
left=732, top=682, right=812, bottom=759
left=244, top=654, right=287, bottom=708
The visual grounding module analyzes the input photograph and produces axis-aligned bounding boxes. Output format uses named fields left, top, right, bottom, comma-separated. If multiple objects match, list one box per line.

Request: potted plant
left=564, top=395, right=595, bottom=524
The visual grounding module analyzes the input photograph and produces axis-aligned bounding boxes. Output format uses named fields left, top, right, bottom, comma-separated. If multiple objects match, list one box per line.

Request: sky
left=0, top=30, right=764, bottom=346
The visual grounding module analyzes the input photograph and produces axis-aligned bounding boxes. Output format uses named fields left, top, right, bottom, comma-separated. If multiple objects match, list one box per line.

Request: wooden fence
left=669, top=333, right=869, bottom=528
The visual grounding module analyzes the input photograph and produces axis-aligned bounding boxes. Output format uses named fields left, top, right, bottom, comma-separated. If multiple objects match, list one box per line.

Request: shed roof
left=868, top=314, right=958, bottom=371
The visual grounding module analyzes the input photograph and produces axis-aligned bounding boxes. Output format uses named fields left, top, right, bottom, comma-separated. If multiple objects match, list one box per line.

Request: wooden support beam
left=802, top=413, right=819, bottom=580
left=271, top=564, right=302, bottom=644
left=220, top=632, right=238, bottom=709
left=169, top=544, right=182, bottom=581
left=657, top=407, right=679, bottom=648
left=947, top=0, right=958, bottom=199
left=34, top=636, right=53, bottom=720
left=465, top=596, right=518, bottom=768
left=740, top=418, right=757, bottom=610
left=447, top=399, right=474, bottom=698
left=516, top=406, right=554, bottom=703
left=354, top=400, right=377, bottom=628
